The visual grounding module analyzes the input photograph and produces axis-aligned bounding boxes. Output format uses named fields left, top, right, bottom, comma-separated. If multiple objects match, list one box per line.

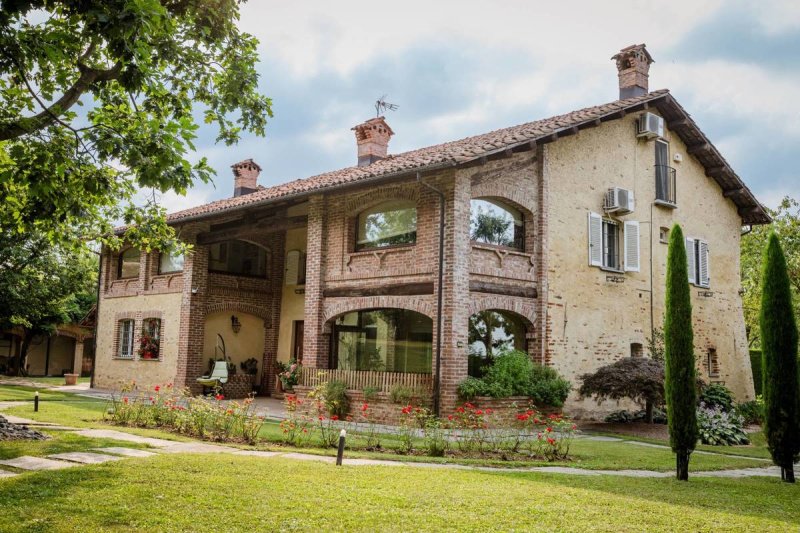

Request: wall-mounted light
left=231, top=315, right=242, bottom=334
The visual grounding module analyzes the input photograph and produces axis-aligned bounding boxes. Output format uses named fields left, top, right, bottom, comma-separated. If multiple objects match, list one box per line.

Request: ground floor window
left=468, top=310, right=527, bottom=377
left=138, top=318, right=161, bottom=360
left=117, top=319, right=135, bottom=359
left=332, top=309, right=432, bottom=373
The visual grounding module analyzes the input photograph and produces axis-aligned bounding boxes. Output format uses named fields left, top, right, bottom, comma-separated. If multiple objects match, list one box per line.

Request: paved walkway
left=0, top=415, right=786, bottom=480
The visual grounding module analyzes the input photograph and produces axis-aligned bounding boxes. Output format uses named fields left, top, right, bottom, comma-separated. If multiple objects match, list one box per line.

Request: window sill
left=138, top=358, right=162, bottom=362
left=113, top=357, right=134, bottom=361
left=654, top=199, right=677, bottom=209
left=599, top=266, right=624, bottom=274
left=351, top=243, right=415, bottom=255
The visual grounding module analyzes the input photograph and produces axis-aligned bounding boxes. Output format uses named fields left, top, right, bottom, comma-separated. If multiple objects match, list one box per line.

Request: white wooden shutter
left=698, top=240, right=710, bottom=287
left=285, top=250, right=300, bottom=285
left=588, top=212, right=603, bottom=267
left=624, top=221, right=640, bottom=272
left=685, top=238, right=696, bottom=284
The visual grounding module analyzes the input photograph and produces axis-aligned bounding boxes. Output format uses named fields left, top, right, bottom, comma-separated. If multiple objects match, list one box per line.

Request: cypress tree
left=759, top=233, right=800, bottom=483
left=664, top=224, right=698, bottom=480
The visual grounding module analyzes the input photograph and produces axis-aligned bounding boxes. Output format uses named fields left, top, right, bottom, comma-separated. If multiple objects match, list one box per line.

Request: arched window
left=468, top=310, right=527, bottom=377
left=208, top=240, right=267, bottom=277
left=356, top=200, right=417, bottom=250
left=470, top=198, right=524, bottom=250
left=117, top=248, right=141, bottom=279
left=332, top=309, right=432, bottom=373
left=159, top=251, right=184, bottom=274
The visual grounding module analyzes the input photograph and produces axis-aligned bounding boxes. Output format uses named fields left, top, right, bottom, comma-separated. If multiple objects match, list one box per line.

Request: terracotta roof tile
left=160, top=89, right=768, bottom=225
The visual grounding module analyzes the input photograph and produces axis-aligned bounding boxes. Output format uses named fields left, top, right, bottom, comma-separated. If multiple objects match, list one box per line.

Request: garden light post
left=336, top=429, right=346, bottom=466
left=34, top=391, right=39, bottom=412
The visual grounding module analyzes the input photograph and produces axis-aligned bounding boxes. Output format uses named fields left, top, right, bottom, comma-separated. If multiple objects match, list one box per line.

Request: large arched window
left=468, top=310, right=527, bottom=377
left=208, top=240, right=267, bottom=278
left=470, top=198, right=524, bottom=250
left=356, top=200, right=417, bottom=250
left=117, top=248, right=141, bottom=279
left=332, top=309, right=432, bottom=373
left=158, top=251, right=184, bottom=274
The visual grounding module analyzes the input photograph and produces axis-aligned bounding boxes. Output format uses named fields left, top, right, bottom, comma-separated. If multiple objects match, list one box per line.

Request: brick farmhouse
left=93, top=44, right=769, bottom=418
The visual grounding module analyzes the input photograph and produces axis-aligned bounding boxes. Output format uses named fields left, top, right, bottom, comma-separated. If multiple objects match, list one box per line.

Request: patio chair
left=197, top=361, right=229, bottom=394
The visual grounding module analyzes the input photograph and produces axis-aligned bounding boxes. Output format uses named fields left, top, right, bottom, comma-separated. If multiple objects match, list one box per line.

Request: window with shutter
left=624, top=221, right=640, bottom=272
left=685, top=238, right=696, bottom=284
left=588, top=212, right=603, bottom=267
left=697, top=240, right=710, bottom=287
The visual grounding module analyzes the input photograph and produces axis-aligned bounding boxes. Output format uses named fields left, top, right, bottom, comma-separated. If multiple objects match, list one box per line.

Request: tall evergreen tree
left=760, top=233, right=800, bottom=483
left=664, top=224, right=698, bottom=480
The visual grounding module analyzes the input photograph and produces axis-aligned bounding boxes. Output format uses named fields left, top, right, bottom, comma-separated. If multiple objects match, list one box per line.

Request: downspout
left=90, top=248, right=102, bottom=389
left=417, top=172, right=445, bottom=416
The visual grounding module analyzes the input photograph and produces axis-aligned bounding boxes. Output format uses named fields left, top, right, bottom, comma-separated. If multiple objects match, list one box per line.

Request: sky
left=159, top=0, right=800, bottom=213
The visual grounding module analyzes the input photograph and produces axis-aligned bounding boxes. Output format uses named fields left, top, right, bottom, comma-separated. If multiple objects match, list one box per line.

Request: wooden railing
left=298, top=367, right=433, bottom=392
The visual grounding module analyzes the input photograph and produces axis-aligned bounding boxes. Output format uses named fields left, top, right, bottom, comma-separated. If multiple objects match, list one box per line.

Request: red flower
left=475, top=410, right=483, bottom=415
left=154, top=385, right=160, bottom=392
left=331, top=415, right=339, bottom=421
left=571, top=424, right=577, bottom=430
left=149, top=396, right=154, bottom=402
left=457, top=407, right=465, bottom=414
left=547, top=437, right=556, bottom=445
left=465, top=402, right=475, bottom=409
left=361, top=403, right=369, bottom=411
left=485, top=408, right=493, bottom=415
left=401, top=405, right=412, bottom=415
left=517, top=414, right=530, bottom=421
left=546, top=427, right=553, bottom=433
left=447, top=415, right=454, bottom=421
left=123, top=397, right=129, bottom=404
left=215, top=394, right=224, bottom=401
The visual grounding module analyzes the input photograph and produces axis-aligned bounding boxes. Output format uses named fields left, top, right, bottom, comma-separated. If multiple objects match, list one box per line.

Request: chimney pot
left=352, top=117, right=394, bottom=167
left=612, top=44, right=654, bottom=99
left=231, top=159, right=261, bottom=197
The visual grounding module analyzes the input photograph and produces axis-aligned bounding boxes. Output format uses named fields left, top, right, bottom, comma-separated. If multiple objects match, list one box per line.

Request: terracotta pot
left=64, top=373, right=79, bottom=386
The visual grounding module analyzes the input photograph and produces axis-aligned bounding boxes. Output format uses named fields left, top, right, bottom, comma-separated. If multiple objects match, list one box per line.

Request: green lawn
left=0, top=431, right=150, bottom=461
left=588, top=429, right=773, bottom=460
left=1, top=387, right=769, bottom=473
left=0, top=454, right=797, bottom=532
left=0, top=385, right=76, bottom=402
left=1, top=376, right=91, bottom=386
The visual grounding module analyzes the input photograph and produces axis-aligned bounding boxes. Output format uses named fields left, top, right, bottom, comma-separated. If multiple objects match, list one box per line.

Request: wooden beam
left=323, top=281, right=434, bottom=298
left=723, top=188, right=744, bottom=198
left=687, top=142, right=711, bottom=156
left=705, top=165, right=727, bottom=178
left=582, top=118, right=602, bottom=129
left=469, top=280, right=537, bottom=299
left=197, top=215, right=307, bottom=245
left=668, top=118, right=689, bottom=129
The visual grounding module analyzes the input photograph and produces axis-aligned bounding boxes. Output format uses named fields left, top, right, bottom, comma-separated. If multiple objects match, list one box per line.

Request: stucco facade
left=92, top=46, right=766, bottom=416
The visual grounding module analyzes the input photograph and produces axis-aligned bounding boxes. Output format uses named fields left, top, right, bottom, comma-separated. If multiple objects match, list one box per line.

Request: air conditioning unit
left=604, top=187, right=635, bottom=214
left=637, top=112, right=664, bottom=139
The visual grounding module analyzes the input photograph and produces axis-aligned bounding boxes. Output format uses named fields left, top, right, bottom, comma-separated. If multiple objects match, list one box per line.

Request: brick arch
left=343, top=184, right=420, bottom=216
left=205, top=302, right=272, bottom=328
left=467, top=296, right=536, bottom=327
left=322, top=296, right=436, bottom=330
left=469, top=192, right=535, bottom=219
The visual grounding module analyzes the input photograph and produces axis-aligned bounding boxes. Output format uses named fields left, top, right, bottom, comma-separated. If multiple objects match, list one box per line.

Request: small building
left=92, top=45, right=768, bottom=416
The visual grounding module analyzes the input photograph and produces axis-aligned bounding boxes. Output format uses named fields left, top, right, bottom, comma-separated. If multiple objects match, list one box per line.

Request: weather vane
left=375, top=95, right=399, bottom=117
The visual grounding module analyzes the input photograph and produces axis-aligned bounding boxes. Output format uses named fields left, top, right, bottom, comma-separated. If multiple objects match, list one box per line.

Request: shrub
left=749, top=350, right=763, bottom=396
left=361, top=386, right=380, bottom=402
left=580, top=357, right=665, bottom=423
left=759, top=233, right=800, bottom=482
left=664, top=224, right=698, bottom=480
left=604, top=410, right=634, bottom=423
left=699, top=383, right=734, bottom=412
left=456, top=351, right=570, bottom=406
left=697, top=403, right=749, bottom=446
left=389, top=384, right=425, bottom=405
left=736, top=397, right=764, bottom=426
left=325, top=380, right=350, bottom=418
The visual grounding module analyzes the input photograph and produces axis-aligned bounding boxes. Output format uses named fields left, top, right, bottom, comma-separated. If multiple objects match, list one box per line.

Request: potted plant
left=277, top=359, right=301, bottom=393
left=241, top=358, right=259, bottom=391
left=137, top=330, right=160, bottom=360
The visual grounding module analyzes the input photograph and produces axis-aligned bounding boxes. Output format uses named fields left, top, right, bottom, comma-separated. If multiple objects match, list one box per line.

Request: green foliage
left=697, top=404, right=750, bottom=446
left=389, top=384, right=425, bottom=405
left=579, top=357, right=665, bottom=412
left=647, top=327, right=666, bottom=362
left=604, top=409, right=667, bottom=425
left=0, top=0, right=271, bottom=252
left=324, top=381, right=350, bottom=419
left=736, top=398, right=764, bottom=426
left=759, top=233, right=800, bottom=477
left=741, top=197, right=800, bottom=347
left=457, top=350, right=571, bottom=407
left=749, top=350, right=763, bottom=396
left=361, top=386, right=380, bottom=402
left=0, top=232, right=96, bottom=374
left=698, top=384, right=735, bottom=412
left=664, top=224, right=698, bottom=476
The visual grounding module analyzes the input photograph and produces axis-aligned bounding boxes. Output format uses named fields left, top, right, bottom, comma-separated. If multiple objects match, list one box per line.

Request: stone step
left=47, top=452, right=123, bottom=465
left=0, top=456, right=77, bottom=471
left=92, top=447, right=158, bottom=458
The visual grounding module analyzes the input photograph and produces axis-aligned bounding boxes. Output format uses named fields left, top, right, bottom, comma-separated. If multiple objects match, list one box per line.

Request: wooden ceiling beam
left=687, top=142, right=711, bottom=156
left=197, top=215, right=308, bottom=245
left=723, top=188, right=744, bottom=198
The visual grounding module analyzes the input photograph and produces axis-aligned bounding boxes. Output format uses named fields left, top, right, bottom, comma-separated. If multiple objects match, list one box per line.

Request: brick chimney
left=612, top=44, right=654, bottom=99
left=231, top=159, right=261, bottom=197
left=352, top=117, right=394, bottom=167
